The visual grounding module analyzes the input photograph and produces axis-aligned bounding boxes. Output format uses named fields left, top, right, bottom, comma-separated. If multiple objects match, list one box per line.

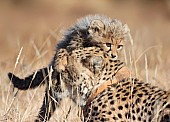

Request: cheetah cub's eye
left=105, top=43, right=111, bottom=47
left=117, top=45, right=123, bottom=50
left=104, top=43, right=112, bottom=51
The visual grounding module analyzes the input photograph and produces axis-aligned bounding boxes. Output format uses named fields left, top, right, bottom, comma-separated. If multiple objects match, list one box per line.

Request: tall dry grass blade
left=153, top=64, right=158, bottom=85
left=65, top=106, right=71, bottom=119
left=31, top=40, right=41, bottom=58
left=48, top=66, right=53, bottom=90
left=128, top=50, right=133, bottom=73
left=145, top=54, right=149, bottom=83
left=129, top=33, right=134, bottom=46
left=4, top=47, right=23, bottom=117
left=49, top=29, right=60, bottom=41
left=130, top=42, right=138, bottom=77
left=14, top=47, right=23, bottom=73
left=135, top=45, right=160, bottom=64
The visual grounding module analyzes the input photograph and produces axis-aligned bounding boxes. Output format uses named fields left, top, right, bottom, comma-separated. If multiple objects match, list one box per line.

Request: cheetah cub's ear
left=88, top=19, right=105, bottom=36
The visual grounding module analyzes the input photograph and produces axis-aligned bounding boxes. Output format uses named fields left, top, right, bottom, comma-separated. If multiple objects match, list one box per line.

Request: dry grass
left=0, top=0, right=170, bottom=121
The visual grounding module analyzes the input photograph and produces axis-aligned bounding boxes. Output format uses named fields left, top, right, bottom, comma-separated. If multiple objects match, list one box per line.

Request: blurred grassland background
left=0, top=0, right=170, bottom=121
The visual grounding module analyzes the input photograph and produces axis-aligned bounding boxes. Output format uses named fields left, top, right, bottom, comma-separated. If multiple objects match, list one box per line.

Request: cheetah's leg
left=35, top=48, right=69, bottom=122
left=54, top=48, right=68, bottom=72
left=35, top=79, right=61, bottom=122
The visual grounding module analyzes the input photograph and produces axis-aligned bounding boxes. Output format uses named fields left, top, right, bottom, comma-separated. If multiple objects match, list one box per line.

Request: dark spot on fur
left=110, top=100, right=114, bottom=105
left=118, top=106, right=123, bottom=110
left=118, top=113, right=122, bottom=119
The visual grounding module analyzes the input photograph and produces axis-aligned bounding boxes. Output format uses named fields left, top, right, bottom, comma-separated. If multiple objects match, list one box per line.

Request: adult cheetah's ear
left=88, top=19, right=105, bottom=36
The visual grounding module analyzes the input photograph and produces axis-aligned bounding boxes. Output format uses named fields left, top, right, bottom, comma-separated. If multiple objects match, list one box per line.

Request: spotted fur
left=83, top=78, right=170, bottom=122
left=53, top=46, right=170, bottom=122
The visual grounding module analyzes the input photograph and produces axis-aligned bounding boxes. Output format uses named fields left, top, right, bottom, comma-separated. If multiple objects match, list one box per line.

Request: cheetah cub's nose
left=111, top=54, right=117, bottom=59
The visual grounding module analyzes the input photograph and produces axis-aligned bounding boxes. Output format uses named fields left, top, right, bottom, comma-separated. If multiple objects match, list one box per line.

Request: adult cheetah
left=8, top=15, right=131, bottom=121
left=55, top=47, right=170, bottom=122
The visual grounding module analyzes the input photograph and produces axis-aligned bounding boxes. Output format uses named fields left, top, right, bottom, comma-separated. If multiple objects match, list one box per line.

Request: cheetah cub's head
left=87, top=18, right=131, bottom=59
left=57, top=15, right=132, bottom=59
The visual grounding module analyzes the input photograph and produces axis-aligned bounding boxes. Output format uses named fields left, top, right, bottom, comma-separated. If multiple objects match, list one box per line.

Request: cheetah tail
left=8, top=67, right=51, bottom=90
